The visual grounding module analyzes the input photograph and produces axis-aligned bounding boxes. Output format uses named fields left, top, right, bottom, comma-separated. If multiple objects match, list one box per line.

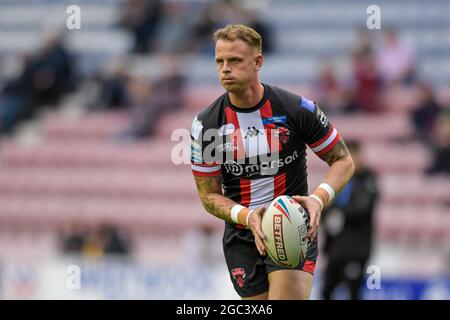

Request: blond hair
left=213, top=24, right=262, bottom=53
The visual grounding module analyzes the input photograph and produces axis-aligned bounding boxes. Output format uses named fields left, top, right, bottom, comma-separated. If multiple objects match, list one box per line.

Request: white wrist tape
left=310, top=194, right=324, bottom=210
left=231, top=204, right=245, bottom=224
left=245, top=210, right=254, bottom=227
left=319, top=183, right=335, bottom=202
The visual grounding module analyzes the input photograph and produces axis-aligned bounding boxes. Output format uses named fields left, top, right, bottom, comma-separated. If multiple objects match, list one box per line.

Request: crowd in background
left=60, top=222, right=131, bottom=258
left=117, top=0, right=273, bottom=55
left=315, top=27, right=450, bottom=175
left=0, top=32, right=76, bottom=135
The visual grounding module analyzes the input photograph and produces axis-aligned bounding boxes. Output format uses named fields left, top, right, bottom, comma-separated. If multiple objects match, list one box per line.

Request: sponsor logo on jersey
left=300, top=97, right=315, bottom=113
left=231, top=267, right=246, bottom=288
left=218, top=123, right=235, bottom=136
left=191, top=117, right=203, bottom=140
left=223, top=150, right=299, bottom=177
left=273, top=127, right=290, bottom=144
left=223, top=161, right=244, bottom=175
left=262, top=115, right=287, bottom=125
left=217, top=141, right=239, bottom=152
left=273, top=215, right=287, bottom=261
left=190, top=138, right=202, bottom=163
left=316, top=107, right=329, bottom=127
left=244, top=126, right=262, bottom=139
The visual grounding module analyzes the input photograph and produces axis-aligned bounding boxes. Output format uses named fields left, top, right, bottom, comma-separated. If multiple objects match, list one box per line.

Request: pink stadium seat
left=156, top=111, right=195, bottom=138
left=184, top=85, right=225, bottom=111
left=381, top=85, right=421, bottom=114
left=0, top=167, right=196, bottom=198
left=0, top=195, right=211, bottom=231
left=43, top=112, right=129, bottom=141
left=363, top=143, right=431, bottom=173
left=332, top=114, right=414, bottom=141
left=375, top=204, right=450, bottom=244
left=380, top=174, right=450, bottom=204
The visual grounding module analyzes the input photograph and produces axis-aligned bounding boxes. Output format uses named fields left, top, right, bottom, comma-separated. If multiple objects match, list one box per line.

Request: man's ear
left=255, top=54, right=263, bottom=71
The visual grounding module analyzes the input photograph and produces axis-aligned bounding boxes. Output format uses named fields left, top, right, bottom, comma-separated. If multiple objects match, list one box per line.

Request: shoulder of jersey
left=267, top=84, right=311, bottom=114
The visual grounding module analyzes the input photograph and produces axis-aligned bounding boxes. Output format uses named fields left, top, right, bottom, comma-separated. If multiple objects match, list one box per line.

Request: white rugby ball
left=262, top=195, right=310, bottom=268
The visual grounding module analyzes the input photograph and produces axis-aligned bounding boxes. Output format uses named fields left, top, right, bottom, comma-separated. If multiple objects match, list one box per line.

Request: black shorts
left=222, top=222, right=319, bottom=298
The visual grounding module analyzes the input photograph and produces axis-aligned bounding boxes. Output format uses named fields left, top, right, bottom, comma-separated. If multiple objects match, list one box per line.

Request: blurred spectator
left=213, top=0, right=249, bottom=25
left=244, top=9, right=273, bottom=54
left=439, top=84, right=450, bottom=110
left=411, top=82, right=442, bottom=145
left=315, top=62, right=353, bottom=114
left=31, top=32, right=75, bottom=106
left=154, top=1, right=191, bottom=54
left=0, top=32, right=75, bottom=135
left=61, top=222, right=131, bottom=257
left=183, top=224, right=222, bottom=266
left=118, top=0, right=163, bottom=54
left=426, top=111, right=450, bottom=175
left=187, top=0, right=272, bottom=55
left=350, top=48, right=383, bottom=113
left=88, top=60, right=131, bottom=111
left=117, top=56, right=186, bottom=140
left=82, top=228, right=105, bottom=259
left=61, top=222, right=87, bottom=255
left=321, top=141, right=379, bottom=300
left=98, top=224, right=131, bottom=256
left=375, top=27, right=416, bottom=86
left=353, top=28, right=374, bottom=56
left=0, top=56, right=5, bottom=92
left=0, top=53, right=34, bottom=135
left=186, top=5, right=218, bottom=55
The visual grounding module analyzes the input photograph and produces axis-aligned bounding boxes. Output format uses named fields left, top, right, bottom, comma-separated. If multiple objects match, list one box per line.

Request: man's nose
left=222, top=62, right=231, bottom=72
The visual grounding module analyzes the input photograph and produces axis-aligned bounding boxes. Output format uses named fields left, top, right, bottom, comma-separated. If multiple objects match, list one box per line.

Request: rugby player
left=190, top=24, right=355, bottom=300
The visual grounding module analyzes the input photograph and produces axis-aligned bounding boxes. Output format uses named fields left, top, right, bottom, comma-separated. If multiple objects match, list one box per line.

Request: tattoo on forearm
left=320, top=140, right=350, bottom=166
left=194, top=175, right=235, bottom=222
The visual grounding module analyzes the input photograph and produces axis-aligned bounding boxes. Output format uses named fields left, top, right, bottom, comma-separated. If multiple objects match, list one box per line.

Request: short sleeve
left=190, top=116, right=222, bottom=177
left=297, top=97, right=341, bottom=156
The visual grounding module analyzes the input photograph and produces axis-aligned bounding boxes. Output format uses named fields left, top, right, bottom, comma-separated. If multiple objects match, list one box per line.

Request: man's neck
left=228, top=82, right=265, bottom=109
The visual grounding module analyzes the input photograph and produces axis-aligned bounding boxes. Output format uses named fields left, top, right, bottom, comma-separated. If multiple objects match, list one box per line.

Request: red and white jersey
left=191, top=84, right=341, bottom=212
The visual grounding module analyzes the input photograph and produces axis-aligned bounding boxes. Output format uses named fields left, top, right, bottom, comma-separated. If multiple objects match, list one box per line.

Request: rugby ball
left=262, top=195, right=310, bottom=268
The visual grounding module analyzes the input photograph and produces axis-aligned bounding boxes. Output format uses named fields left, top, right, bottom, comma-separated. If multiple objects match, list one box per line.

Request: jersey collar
left=225, top=83, right=270, bottom=113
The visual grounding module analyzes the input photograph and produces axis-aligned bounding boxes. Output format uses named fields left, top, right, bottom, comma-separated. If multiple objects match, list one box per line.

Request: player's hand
left=247, top=207, right=267, bottom=256
left=292, top=195, right=322, bottom=240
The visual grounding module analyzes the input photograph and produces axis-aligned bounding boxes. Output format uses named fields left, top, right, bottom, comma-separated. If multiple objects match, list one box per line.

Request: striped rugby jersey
left=190, top=84, right=341, bottom=212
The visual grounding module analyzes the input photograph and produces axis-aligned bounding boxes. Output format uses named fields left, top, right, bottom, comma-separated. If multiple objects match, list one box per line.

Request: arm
left=294, top=140, right=355, bottom=239
left=193, top=175, right=236, bottom=224
left=318, top=140, right=355, bottom=196
left=193, top=174, right=267, bottom=255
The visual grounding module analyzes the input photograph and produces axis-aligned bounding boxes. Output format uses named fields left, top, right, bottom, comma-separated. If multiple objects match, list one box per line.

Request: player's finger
left=308, top=209, right=317, bottom=227
left=255, top=206, right=265, bottom=216
left=293, top=196, right=314, bottom=217
left=308, top=226, right=317, bottom=239
left=292, top=195, right=307, bottom=204
left=253, top=207, right=266, bottom=240
left=255, top=226, right=266, bottom=240
left=254, top=235, right=265, bottom=255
